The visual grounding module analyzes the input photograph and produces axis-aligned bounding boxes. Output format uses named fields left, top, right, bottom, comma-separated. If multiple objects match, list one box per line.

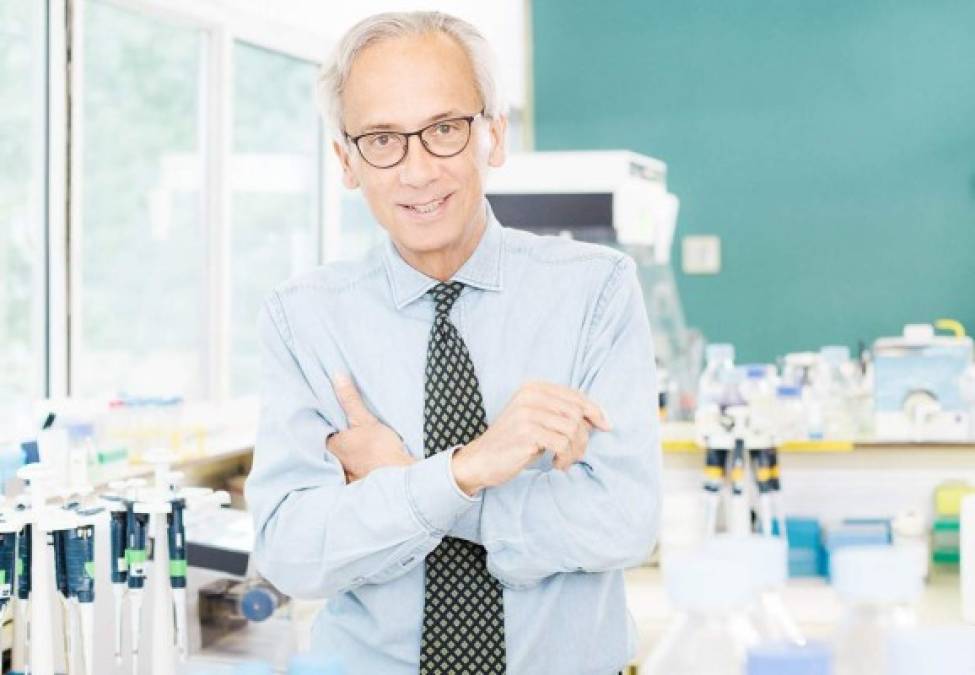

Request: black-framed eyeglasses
left=344, top=110, right=486, bottom=169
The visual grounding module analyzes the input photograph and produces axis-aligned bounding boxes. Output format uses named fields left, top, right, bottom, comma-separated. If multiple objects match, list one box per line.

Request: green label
left=169, top=560, right=187, bottom=577
left=84, top=562, right=96, bottom=579
left=0, top=570, right=5, bottom=585
left=125, top=549, right=147, bottom=565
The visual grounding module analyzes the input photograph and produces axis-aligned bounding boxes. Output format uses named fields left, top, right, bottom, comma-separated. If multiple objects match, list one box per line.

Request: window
left=77, top=1, right=207, bottom=397
left=0, top=0, right=47, bottom=400
left=229, top=42, right=321, bottom=395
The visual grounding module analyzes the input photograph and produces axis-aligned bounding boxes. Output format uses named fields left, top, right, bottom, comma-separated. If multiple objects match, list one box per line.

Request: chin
left=395, top=223, right=461, bottom=253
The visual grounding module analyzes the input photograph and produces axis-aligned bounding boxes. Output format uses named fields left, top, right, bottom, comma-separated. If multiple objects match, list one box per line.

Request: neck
left=396, top=206, right=487, bottom=282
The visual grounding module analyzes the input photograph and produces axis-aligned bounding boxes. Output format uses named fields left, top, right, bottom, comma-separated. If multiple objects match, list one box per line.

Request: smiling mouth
left=400, top=193, right=452, bottom=214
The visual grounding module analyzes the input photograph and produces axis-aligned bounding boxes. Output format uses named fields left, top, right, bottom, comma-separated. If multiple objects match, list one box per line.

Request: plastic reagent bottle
left=831, top=546, right=923, bottom=675
left=643, top=550, right=760, bottom=675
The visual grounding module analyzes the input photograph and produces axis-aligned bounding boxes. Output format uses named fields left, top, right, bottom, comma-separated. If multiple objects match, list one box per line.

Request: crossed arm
left=244, top=257, right=661, bottom=598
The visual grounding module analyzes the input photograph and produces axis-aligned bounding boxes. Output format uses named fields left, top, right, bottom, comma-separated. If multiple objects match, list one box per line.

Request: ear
left=486, top=113, right=508, bottom=168
left=332, top=139, right=360, bottom=189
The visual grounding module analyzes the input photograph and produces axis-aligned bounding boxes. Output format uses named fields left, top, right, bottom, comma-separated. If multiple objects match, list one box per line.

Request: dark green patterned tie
left=419, top=281, right=506, bottom=674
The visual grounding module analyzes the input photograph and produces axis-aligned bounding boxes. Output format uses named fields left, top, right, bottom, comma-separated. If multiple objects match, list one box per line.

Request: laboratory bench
left=622, top=564, right=964, bottom=673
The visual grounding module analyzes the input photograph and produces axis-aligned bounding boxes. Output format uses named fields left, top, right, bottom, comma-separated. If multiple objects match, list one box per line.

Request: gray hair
left=317, top=11, right=506, bottom=136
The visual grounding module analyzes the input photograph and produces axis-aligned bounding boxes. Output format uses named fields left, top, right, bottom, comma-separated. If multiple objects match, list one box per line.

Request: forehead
left=342, top=32, right=482, bottom=131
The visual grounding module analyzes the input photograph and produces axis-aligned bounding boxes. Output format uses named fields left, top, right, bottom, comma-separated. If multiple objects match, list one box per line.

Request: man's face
left=333, top=32, right=507, bottom=258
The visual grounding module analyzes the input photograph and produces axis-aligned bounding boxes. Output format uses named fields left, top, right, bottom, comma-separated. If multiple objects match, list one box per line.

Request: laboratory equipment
left=199, top=577, right=290, bottom=648
left=102, top=486, right=131, bottom=664
left=16, top=463, right=59, bottom=675
left=0, top=515, right=18, bottom=617
left=885, top=626, right=975, bottom=675
left=725, top=405, right=751, bottom=537
left=127, top=495, right=151, bottom=674
left=739, top=364, right=782, bottom=536
left=873, top=323, right=973, bottom=441
left=169, top=495, right=189, bottom=659
left=485, top=150, right=702, bottom=420
left=696, top=344, right=741, bottom=536
left=830, top=546, right=923, bottom=675
left=705, top=534, right=804, bottom=645
left=746, top=642, right=832, bottom=675
left=642, top=550, right=760, bottom=674
left=813, top=347, right=859, bottom=439
left=962, top=494, right=975, bottom=624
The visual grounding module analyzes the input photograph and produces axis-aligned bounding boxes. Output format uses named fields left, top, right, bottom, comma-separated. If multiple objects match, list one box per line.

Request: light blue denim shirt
left=244, top=201, right=662, bottom=675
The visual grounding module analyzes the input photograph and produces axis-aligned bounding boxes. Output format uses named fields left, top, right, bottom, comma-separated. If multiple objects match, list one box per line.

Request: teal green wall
left=532, top=1, right=975, bottom=363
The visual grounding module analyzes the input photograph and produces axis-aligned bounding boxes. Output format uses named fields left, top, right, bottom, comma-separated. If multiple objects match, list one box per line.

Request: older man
left=244, top=10, right=661, bottom=675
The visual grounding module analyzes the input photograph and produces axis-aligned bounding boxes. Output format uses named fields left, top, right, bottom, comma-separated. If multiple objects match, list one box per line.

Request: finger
left=569, top=422, right=590, bottom=462
left=331, top=372, right=378, bottom=427
left=536, top=428, right=572, bottom=468
left=526, top=406, right=578, bottom=440
left=530, top=382, right=612, bottom=431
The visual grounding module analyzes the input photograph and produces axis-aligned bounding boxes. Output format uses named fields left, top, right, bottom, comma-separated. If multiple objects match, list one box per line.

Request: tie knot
left=429, top=281, right=465, bottom=317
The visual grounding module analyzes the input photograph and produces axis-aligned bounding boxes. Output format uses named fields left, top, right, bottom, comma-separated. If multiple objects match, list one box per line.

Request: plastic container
left=885, top=626, right=975, bottom=675
left=830, top=546, right=923, bottom=675
left=814, top=347, right=857, bottom=439
left=696, top=344, right=741, bottom=451
left=961, top=494, right=975, bottom=623
left=776, top=385, right=805, bottom=442
left=642, top=550, right=760, bottom=675
left=747, top=642, right=832, bottom=675
left=739, top=365, right=779, bottom=448
left=705, top=534, right=804, bottom=644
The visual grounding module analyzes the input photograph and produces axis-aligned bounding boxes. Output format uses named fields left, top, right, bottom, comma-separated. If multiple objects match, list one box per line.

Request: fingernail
left=332, top=371, right=352, bottom=387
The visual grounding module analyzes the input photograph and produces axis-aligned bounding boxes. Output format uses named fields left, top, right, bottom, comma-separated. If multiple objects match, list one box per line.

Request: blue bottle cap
left=747, top=642, right=832, bottom=675
left=240, top=587, right=277, bottom=622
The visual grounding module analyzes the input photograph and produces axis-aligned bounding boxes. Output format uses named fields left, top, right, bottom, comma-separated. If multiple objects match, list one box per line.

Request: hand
left=326, top=373, right=417, bottom=483
left=452, top=380, right=612, bottom=495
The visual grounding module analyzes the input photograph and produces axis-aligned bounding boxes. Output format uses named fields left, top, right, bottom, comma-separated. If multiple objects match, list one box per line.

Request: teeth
left=408, top=197, right=445, bottom=213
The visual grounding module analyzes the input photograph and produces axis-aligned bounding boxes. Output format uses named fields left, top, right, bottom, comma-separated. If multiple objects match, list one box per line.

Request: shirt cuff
left=405, top=449, right=480, bottom=535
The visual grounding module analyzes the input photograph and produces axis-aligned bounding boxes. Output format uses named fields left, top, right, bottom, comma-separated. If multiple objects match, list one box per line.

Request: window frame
left=55, top=0, right=329, bottom=399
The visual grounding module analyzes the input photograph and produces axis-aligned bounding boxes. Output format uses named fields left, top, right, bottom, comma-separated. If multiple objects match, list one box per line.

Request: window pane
left=230, top=43, right=321, bottom=395
left=0, top=0, right=46, bottom=400
left=78, top=1, right=206, bottom=397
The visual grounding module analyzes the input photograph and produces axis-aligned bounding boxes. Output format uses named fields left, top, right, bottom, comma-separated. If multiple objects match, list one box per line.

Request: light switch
left=682, top=235, right=721, bottom=275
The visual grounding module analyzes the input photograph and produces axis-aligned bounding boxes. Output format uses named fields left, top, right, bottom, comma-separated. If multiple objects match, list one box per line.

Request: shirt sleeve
left=479, top=255, right=662, bottom=589
left=244, top=291, right=480, bottom=600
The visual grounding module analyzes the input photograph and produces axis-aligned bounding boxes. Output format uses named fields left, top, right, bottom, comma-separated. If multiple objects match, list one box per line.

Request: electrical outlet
left=682, top=235, right=721, bottom=275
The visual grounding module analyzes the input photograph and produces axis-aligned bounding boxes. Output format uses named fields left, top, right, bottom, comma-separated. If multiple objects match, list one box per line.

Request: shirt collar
left=382, top=199, right=504, bottom=310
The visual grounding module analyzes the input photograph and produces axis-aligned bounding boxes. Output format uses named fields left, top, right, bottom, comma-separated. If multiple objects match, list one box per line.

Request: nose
left=398, top=134, right=438, bottom=189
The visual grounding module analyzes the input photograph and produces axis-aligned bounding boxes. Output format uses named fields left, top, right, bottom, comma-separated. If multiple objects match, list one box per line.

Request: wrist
left=451, top=441, right=486, bottom=497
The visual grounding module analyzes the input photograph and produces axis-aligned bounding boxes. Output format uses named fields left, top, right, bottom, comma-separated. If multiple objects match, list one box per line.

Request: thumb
left=332, top=372, right=377, bottom=427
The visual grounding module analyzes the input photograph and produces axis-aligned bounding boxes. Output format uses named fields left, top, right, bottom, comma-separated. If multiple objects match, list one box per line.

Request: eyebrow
left=356, top=110, right=464, bottom=134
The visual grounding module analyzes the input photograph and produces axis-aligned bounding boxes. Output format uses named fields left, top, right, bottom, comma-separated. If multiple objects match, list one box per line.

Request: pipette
left=16, top=522, right=31, bottom=661
left=65, top=519, right=97, bottom=675
left=126, top=499, right=150, bottom=675
left=102, top=492, right=129, bottom=664
left=750, top=449, right=776, bottom=537
left=0, top=526, right=17, bottom=618
left=168, top=496, right=189, bottom=659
